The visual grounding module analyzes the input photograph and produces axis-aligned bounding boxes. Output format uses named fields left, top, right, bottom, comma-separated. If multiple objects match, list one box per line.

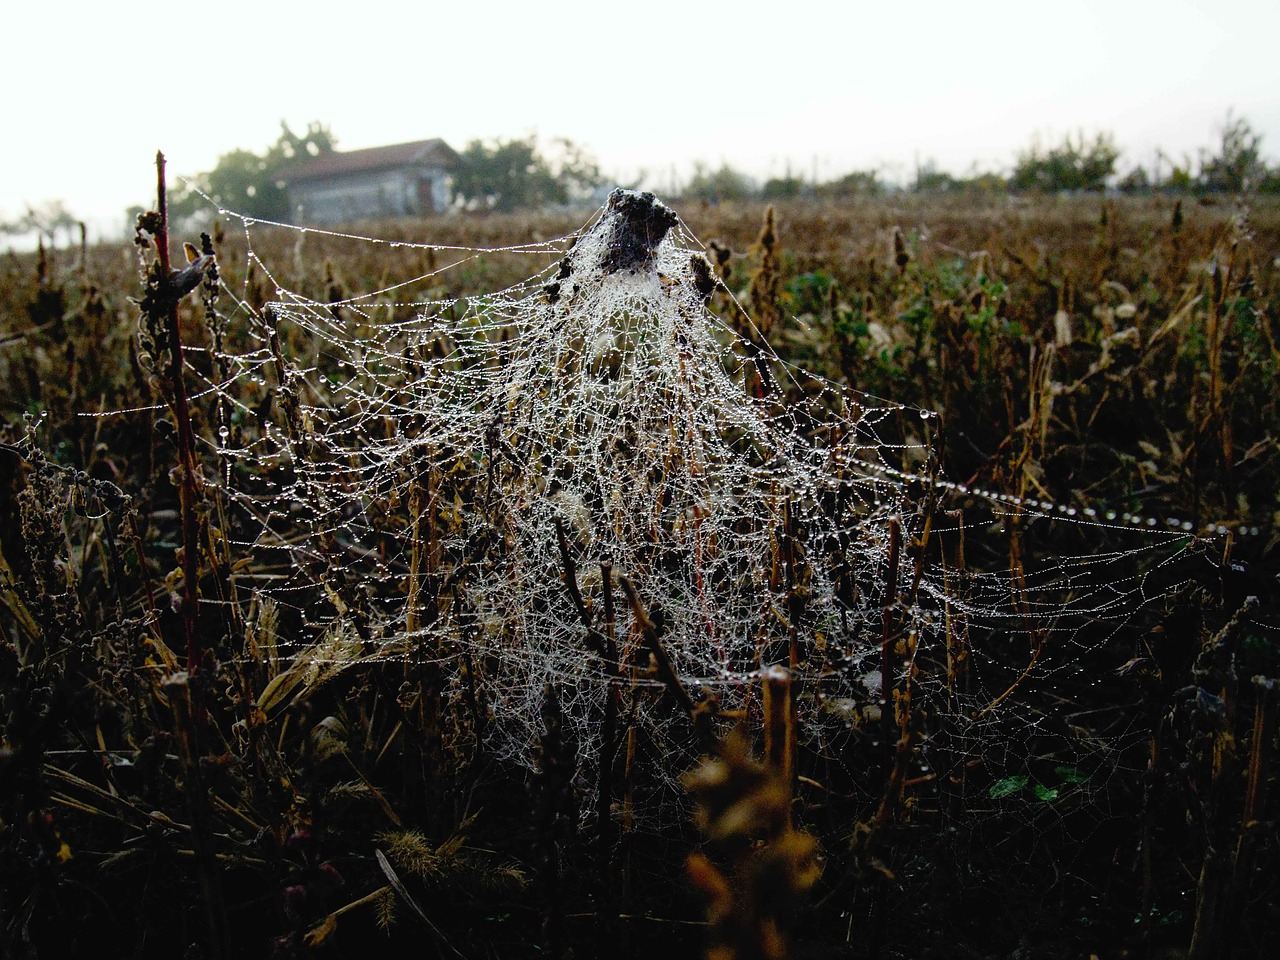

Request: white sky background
left=4, top=0, right=1278, bottom=240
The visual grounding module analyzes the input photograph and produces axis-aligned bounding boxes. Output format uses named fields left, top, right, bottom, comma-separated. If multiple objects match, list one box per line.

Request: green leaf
left=1054, top=765, right=1089, bottom=784
left=989, top=775, right=1029, bottom=799
left=1033, top=783, right=1060, bottom=802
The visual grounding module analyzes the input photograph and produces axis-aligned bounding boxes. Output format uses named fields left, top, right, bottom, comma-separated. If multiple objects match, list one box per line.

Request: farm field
left=1, top=188, right=1278, bottom=960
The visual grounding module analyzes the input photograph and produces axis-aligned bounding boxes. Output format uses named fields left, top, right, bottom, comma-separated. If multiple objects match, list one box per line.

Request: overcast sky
left=5, top=0, right=1278, bottom=240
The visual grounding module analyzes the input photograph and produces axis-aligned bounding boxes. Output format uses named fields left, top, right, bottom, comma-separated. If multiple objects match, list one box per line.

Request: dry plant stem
left=153, top=152, right=204, bottom=693
left=619, top=576, right=698, bottom=718
left=969, top=640, right=1044, bottom=724
left=970, top=499, right=1044, bottom=725
left=621, top=720, right=638, bottom=904
left=596, top=562, right=622, bottom=946
left=876, top=504, right=934, bottom=826
left=685, top=684, right=818, bottom=960
left=406, top=474, right=444, bottom=762
left=165, top=674, right=228, bottom=960
left=1188, top=596, right=1256, bottom=960
left=126, top=513, right=164, bottom=646
left=1224, top=680, right=1274, bottom=936
left=1140, top=686, right=1172, bottom=950
left=941, top=510, right=970, bottom=710
left=782, top=500, right=800, bottom=672
left=875, top=628, right=919, bottom=827
left=305, top=884, right=393, bottom=944
left=405, top=477, right=437, bottom=636
left=263, top=306, right=375, bottom=651
left=940, top=509, right=971, bottom=816
left=879, top=517, right=902, bottom=771
left=1204, top=253, right=1232, bottom=480
left=743, top=206, right=781, bottom=397
left=148, top=154, right=226, bottom=959
left=762, top=665, right=794, bottom=801
left=555, top=519, right=606, bottom=656
left=1188, top=808, right=1228, bottom=956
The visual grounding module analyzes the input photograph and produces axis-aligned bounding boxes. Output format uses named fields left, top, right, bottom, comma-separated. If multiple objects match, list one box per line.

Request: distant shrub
left=1010, top=130, right=1119, bottom=192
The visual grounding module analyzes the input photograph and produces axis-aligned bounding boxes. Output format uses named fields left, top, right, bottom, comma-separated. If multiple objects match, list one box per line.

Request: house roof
left=283, top=139, right=461, bottom=182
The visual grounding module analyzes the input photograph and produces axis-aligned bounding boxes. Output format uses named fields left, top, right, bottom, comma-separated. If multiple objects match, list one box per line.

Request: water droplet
left=919, top=408, right=932, bottom=419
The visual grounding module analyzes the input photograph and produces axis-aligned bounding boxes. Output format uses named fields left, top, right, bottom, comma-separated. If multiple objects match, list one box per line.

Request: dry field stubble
left=0, top=190, right=1277, bottom=959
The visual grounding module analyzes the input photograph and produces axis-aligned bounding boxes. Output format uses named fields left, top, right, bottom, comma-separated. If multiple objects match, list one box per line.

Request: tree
left=1010, top=131, right=1119, bottom=192
left=913, top=159, right=961, bottom=194
left=452, top=136, right=602, bottom=212
left=1, top=200, right=80, bottom=247
left=168, top=121, right=336, bottom=225
left=1115, top=166, right=1152, bottom=194
left=548, top=136, right=605, bottom=202
left=201, top=148, right=278, bottom=219
left=683, top=162, right=756, bottom=204
left=1198, top=111, right=1267, bottom=193
left=960, top=169, right=1008, bottom=194
left=1157, top=151, right=1197, bottom=192
left=762, top=175, right=804, bottom=200
left=816, top=169, right=883, bottom=198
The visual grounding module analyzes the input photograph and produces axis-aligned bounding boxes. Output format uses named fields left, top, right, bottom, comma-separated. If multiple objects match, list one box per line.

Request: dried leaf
left=304, top=913, right=337, bottom=948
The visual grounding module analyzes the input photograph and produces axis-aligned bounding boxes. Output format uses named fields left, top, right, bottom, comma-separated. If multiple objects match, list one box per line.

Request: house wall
left=290, top=165, right=453, bottom=224
left=425, top=172, right=451, bottom=212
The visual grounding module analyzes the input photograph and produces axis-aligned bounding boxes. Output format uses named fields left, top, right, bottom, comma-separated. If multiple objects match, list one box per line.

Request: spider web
left=203, top=189, right=1216, bottom=821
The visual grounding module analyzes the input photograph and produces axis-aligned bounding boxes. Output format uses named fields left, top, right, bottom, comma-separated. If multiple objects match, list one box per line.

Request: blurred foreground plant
left=685, top=668, right=821, bottom=960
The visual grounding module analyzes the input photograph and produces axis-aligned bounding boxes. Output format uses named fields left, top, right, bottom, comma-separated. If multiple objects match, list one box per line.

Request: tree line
left=7, top=113, right=1275, bottom=246
left=146, top=111, right=1280, bottom=227
left=687, top=113, right=1279, bottom=202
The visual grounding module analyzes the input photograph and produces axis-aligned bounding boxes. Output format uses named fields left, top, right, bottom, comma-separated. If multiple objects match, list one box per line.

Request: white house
left=283, top=139, right=461, bottom=225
